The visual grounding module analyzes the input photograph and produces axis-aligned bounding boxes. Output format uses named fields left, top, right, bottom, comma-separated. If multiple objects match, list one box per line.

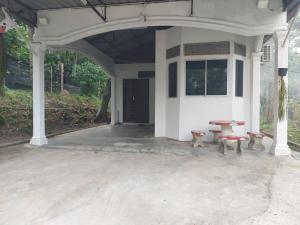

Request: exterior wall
left=154, top=27, right=254, bottom=141
left=165, top=27, right=182, bottom=140
left=179, top=28, right=253, bottom=141
left=180, top=28, right=232, bottom=141
left=155, top=30, right=167, bottom=136
left=114, top=63, right=155, bottom=124
left=232, top=39, right=252, bottom=135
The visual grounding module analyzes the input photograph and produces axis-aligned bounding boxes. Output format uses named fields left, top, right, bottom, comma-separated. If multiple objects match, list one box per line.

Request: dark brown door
left=123, top=79, right=149, bottom=123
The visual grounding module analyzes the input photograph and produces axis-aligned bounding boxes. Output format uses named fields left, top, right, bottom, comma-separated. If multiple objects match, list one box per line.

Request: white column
left=110, top=76, right=116, bottom=125
left=271, top=30, right=291, bottom=156
left=30, top=43, right=48, bottom=146
left=251, top=52, right=263, bottom=132
left=155, top=30, right=167, bottom=137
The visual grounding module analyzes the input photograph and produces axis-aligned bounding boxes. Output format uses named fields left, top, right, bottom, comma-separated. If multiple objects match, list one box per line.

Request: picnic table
left=209, top=120, right=245, bottom=135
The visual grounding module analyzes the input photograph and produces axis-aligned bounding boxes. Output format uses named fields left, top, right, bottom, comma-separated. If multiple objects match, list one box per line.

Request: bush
left=0, top=89, right=101, bottom=135
left=73, top=62, right=107, bottom=96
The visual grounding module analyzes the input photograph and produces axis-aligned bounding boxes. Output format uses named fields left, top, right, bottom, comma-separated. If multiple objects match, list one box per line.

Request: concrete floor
left=1, top=125, right=300, bottom=225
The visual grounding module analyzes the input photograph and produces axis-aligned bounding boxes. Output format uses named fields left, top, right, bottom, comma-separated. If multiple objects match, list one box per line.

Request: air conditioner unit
left=261, top=45, right=272, bottom=62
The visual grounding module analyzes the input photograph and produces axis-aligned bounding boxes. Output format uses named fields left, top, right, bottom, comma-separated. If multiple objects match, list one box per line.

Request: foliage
left=288, top=50, right=300, bottom=99
left=45, top=50, right=84, bottom=88
left=278, top=77, right=287, bottom=121
left=45, top=92, right=100, bottom=129
left=0, top=34, right=4, bottom=96
left=0, top=89, right=101, bottom=134
left=73, top=61, right=107, bottom=96
left=0, top=89, right=33, bottom=131
left=2, top=24, right=108, bottom=97
left=4, top=24, right=30, bottom=62
left=44, top=50, right=109, bottom=95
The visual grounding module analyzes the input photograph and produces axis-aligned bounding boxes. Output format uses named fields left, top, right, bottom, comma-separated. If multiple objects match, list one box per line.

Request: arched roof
left=0, top=0, right=186, bottom=26
left=1, top=0, right=298, bottom=27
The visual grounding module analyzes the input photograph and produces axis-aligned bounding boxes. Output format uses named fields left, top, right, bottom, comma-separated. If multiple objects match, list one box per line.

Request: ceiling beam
left=254, top=35, right=264, bottom=52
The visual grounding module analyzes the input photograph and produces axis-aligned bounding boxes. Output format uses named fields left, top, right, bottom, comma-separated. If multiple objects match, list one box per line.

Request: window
left=207, top=60, right=227, bottom=95
left=235, top=60, right=244, bottom=97
left=186, top=61, right=205, bottom=95
left=168, top=62, right=177, bottom=97
left=186, top=60, right=227, bottom=96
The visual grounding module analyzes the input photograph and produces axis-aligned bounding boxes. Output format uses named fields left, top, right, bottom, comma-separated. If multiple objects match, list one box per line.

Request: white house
left=1, top=0, right=299, bottom=156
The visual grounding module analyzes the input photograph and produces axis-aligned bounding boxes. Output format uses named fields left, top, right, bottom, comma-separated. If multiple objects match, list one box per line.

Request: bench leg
left=248, top=136, right=255, bottom=150
left=193, top=136, right=204, bottom=148
left=256, top=138, right=265, bottom=150
left=248, top=137, right=265, bottom=150
left=221, top=140, right=227, bottom=155
left=237, top=140, right=243, bottom=155
left=213, top=133, right=219, bottom=144
left=192, top=137, right=197, bottom=148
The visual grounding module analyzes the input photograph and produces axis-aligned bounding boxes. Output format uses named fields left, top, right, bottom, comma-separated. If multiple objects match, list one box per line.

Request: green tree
left=73, top=61, right=107, bottom=96
left=4, top=24, right=29, bottom=61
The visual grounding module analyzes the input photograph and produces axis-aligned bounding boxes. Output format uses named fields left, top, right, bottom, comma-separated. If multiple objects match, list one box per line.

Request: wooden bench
left=218, top=135, right=248, bottom=155
left=247, top=132, right=265, bottom=150
left=191, top=130, right=206, bottom=148
left=209, top=129, right=222, bottom=144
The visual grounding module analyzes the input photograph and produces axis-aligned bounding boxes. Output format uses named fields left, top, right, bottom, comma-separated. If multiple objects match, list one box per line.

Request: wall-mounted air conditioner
left=261, top=45, right=272, bottom=62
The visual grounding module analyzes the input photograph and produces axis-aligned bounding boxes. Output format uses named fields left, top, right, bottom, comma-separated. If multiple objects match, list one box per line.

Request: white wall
left=232, top=52, right=252, bottom=135
left=165, top=27, right=182, bottom=139
left=169, top=27, right=253, bottom=141
left=155, top=30, right=167, bottom=137
left=114, top=63, right=155, bottom=124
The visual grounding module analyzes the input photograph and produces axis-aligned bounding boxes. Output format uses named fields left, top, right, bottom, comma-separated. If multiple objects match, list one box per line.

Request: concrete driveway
left=1, top=125, right=300, bottom=225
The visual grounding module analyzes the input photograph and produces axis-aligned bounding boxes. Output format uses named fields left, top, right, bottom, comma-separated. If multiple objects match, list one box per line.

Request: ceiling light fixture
left=257, top=0, right=269, bottom=9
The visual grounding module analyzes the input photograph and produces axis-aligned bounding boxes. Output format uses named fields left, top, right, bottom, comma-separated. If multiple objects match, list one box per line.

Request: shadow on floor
left=45, top=124, right=276, bottom=159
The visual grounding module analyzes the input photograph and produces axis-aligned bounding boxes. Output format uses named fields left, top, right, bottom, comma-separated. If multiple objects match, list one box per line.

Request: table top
left=209, top=120, right=245, bottom=126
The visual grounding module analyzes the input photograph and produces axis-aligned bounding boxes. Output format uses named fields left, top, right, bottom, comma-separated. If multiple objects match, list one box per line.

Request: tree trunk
left=95, top=79, right=111, bottom=123
left=0, top=33, right=5, bottom=97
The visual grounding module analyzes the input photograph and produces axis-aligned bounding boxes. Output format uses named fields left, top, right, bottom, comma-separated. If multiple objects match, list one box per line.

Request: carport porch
left=46, top=124, right=272, bottom=156
left=1, top=126, right=300, bottom=225
left=2, top=0, right=298, bottom=156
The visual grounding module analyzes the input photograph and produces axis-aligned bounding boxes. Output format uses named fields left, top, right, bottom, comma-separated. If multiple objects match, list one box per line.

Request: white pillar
left=110, top=76, right=116, bottom=125
left=271, top=30, right=291, bottom=156
left=30, top=43, right=48, bottom=146
left=251, top=52, right=263, bottom=132
left=155, top=30, right=167, bottom=137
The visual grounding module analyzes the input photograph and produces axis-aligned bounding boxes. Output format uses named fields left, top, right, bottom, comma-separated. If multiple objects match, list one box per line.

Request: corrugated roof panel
left=13, top=0, right=183, bottom=10
left=15, top=0, right=85, bottom=10
left=4, top=0, right=297, bottom=28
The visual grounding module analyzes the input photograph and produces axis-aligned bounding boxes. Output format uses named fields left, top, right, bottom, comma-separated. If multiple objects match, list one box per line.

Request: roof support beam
left=254, top=35, right=264, bottom=52
left=82, top=0, right=107, bottom=22
left=282, top=5, right=299, bottom=47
